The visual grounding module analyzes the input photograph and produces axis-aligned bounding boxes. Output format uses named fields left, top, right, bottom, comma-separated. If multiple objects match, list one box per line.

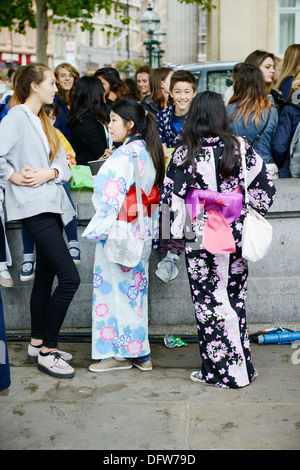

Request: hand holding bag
left=238, top=137, right=273, bottom=262
left=104, top=150, right=146, bottom=269
left=70, top=165, right=93, bottom=189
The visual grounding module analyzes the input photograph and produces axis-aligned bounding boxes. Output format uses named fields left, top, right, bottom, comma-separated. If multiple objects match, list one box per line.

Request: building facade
left=0, top=0, right=300, bottom=81
left=0, top=1, right=143, bottom=80
left=161, top=0, right=300, bottom=66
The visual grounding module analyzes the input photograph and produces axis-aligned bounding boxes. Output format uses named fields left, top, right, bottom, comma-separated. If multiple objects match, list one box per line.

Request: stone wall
left=2, top=179, right=300, bottom=333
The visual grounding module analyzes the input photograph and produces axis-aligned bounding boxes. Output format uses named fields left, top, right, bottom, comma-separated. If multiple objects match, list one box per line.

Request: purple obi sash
left=185, top=187, right=243, bottom=254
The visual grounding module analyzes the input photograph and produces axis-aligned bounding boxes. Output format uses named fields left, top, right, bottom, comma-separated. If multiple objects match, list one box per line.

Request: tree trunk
left=35, top=0, right=48, bottom=64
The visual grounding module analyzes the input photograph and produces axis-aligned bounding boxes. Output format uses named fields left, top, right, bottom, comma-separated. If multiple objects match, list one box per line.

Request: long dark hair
left=180, top=91, right=239, bottom=179
left=228, top=63, right=272, bottom=128
left=67, top=76, right=107, bottom=125
left=94, top=67, right=127, bottom=101
left=111, top=98, right=165, bottom=188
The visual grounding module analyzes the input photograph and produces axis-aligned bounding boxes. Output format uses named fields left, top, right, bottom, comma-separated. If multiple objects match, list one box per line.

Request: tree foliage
left=0, top=0, right=215, bottom=33
left=0, top=0, right=130, bottom=34
left=0, top=0, right=216, bottom=63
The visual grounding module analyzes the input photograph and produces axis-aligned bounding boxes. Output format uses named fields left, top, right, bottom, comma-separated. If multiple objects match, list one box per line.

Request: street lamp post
left=140, top=2, right=161, bottom=67
left=152, top=24, right=166, bottom=67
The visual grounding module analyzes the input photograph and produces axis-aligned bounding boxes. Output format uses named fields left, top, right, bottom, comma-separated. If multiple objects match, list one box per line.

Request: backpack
left=289, top=121, right=300, bottom=178
left=0, top=95, right=11, bottom=121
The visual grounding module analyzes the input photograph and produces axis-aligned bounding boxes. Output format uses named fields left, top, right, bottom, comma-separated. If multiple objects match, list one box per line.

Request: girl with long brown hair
left=244, top=49, right=284, bottom=110
left=142, top=67, right=173, bottom=115
left=94, top=67, right=128, bottom=118
left=227, top=63, right=279, bottom=178
left=0, top=63, right=80, bottom=379
left=54, top=62, right=79, bottom=145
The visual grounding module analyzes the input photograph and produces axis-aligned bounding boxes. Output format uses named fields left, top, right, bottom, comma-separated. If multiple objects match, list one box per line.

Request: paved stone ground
left=1, top=340, right=300, bottom=451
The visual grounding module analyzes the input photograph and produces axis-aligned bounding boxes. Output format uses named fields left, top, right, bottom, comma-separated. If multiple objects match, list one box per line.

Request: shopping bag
left=70, top=165, right=93, bottom=189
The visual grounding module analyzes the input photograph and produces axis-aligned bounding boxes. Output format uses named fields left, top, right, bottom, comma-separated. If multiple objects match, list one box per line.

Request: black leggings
left=22, top=213, right=80, bottom=349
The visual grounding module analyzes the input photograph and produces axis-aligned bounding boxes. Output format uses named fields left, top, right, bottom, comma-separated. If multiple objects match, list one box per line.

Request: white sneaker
left=132, top=358, right=153, bottom=371
left=155, top=251, right=179, bottom=283
left=20, top=260, right=35, bottom=281
left=37, top=351, right=74, bottom=379
left=28, top=343, right=73, bottom=364
left=89, top=357, right=132, bottom=373
left=0, top=268, right=14, bottom=288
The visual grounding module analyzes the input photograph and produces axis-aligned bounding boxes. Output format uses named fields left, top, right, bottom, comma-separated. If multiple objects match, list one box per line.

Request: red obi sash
left=117, top=185, right=161, bottom=224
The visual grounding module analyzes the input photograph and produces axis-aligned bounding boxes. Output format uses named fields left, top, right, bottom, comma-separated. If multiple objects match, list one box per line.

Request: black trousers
left=22, top=213, right=80, bottom=349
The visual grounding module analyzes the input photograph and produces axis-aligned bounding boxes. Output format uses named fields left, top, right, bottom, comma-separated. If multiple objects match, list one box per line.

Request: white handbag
left=238, top=137, right=273, bottom=262
left=104, top=150, right=146, bottom=269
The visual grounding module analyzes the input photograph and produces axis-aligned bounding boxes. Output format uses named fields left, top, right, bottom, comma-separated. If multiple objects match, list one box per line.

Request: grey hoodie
left=0, top=104, right=74, bottom=225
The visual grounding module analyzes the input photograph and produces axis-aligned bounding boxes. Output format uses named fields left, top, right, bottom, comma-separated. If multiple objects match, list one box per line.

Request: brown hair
left=54, top=62, right=79, bottom=107
left=94, top=67, right=127, bottom=102
left=134, top=65, right=152, bottom=81
left=245, top=49, right=275, bottom=93
left=149, top=67, right=173, bottom=110
left=228, top=63, right=272, bottom=128
left=10, top=63, right=60, bottom=163
left=276, top=44, right=300, bottom=90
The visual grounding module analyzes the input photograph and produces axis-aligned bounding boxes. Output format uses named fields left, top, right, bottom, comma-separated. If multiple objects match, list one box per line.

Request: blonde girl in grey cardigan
left=0, top=63, right=80, bottom=379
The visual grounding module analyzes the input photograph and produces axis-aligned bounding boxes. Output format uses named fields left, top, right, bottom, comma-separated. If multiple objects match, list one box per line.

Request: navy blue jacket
left=54, top=94, right=72, bottom=145
left=0, top=293, right=10, bottom=392
left=271, top=101, right=300, bottom=168
left=278, top=76, right=293, bottom=101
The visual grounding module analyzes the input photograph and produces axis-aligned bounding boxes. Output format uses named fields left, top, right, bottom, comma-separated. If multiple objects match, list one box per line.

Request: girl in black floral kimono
left=165, top=91, right=276, bottom=388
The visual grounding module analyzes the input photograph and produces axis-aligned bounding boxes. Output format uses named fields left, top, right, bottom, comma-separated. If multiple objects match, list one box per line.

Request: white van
left=174, top=61, right=239, bottom=95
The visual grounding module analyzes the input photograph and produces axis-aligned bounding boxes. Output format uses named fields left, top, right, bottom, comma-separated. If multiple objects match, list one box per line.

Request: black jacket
left=69, top=111, right=108, bottom=166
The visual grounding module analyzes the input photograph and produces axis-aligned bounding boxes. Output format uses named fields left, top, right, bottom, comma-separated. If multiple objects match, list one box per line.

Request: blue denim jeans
left=138, top=353, right=151, bottom=363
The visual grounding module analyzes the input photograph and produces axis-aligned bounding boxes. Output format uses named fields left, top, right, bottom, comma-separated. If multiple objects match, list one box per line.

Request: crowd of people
left=0, top=43, right=299, bottom=391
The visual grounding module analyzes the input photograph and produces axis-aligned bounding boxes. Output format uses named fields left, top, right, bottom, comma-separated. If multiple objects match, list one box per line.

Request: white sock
left=68, top=241, right=79, bottom=249
left=23, top=253, right=34, bottom=262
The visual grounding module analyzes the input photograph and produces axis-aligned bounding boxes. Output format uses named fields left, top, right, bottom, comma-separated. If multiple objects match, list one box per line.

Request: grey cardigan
left=0, top=105, right=74, bottom=225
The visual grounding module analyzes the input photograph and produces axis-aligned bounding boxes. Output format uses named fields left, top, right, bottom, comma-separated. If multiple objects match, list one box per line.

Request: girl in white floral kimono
left=166, top=91, right=276, bottom=388
left=83, top=98, right=165, bottom=373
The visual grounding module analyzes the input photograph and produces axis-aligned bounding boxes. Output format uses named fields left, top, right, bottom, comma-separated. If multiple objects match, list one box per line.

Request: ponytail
left=111, top=98, right=165, bottom=188
left=140, top=112, right=165, bottom=188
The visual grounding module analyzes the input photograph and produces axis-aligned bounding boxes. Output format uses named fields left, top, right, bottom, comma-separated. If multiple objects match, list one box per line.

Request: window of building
left=277, top=0, right=300, bottom=55
left=89, top=30, right=94, bottom=48
left=198, top=7, right=207, bottom=61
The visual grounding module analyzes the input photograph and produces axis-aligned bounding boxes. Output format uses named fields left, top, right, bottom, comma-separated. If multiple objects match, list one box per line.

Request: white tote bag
left=238, top=137, right=273, bottom=262
left=104, top=150, right=146, bottom=269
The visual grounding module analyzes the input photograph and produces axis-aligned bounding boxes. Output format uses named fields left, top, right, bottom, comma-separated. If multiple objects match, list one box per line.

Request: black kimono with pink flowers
left=165, top=137, right=276, bottom=388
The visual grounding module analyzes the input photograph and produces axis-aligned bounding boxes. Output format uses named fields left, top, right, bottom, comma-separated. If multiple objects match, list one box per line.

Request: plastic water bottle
left=258, top=330, right=300, bottom=344
left=164, top=335, right=188, bottom=348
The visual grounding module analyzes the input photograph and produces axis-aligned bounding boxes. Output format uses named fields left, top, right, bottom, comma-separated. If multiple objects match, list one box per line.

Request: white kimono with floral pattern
left=82, top=137, right=159, bottom=359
